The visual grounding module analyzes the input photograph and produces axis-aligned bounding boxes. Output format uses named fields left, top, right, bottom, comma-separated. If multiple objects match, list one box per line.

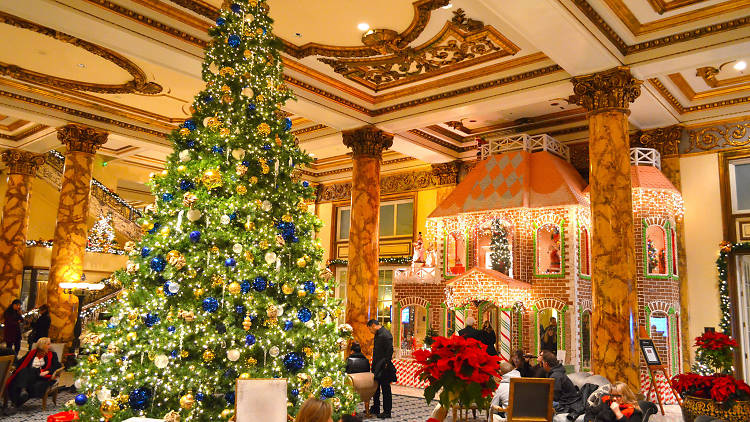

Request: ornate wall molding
left=630, top=125, right=683, bottom=156
left=57, top=124, right=108, bottom=154
left=342, top=126, right=394, bottom=159
left=0, top=150, right=45, bottom=175
left=0, top=12, right=163, bottom=95
left=0, top=124, right=48, bottom=142
left=686, top=121, right=750, bottom=153
left=646, top=0, right=711, bottom=14
left=649, top=78, right=750, bottom=114
left=696, top=65, right=750, bottom=88
left=570, top=67, right=642, bottom=113
left=318, top=9, right=520, bottom=91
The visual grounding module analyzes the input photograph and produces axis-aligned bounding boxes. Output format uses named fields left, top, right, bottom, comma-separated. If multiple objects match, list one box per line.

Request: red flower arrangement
left=695, top=331, right=738, bottom=351
left=414, top=335, right=500, bottom=412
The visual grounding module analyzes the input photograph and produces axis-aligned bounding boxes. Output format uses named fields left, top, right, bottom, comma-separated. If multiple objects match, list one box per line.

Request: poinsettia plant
left=414, top=335, right=500, bottom=413
left=694, top=331, right=738, bottom=374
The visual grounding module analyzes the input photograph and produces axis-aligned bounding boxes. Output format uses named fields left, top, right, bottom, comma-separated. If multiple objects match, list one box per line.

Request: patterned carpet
left=1, top=389, right=76, bottom=421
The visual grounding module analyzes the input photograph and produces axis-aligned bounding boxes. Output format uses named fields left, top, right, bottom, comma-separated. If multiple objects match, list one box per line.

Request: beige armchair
left=347, top=372, right=379, bottom=417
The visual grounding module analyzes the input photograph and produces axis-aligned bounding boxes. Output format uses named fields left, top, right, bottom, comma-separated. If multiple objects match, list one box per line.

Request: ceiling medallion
left=318, top=9, right=520, bottom=91
left=0, top=11, right=162, bottom=95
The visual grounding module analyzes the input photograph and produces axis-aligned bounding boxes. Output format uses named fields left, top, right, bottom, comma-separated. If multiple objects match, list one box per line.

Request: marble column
left=0, top=150, right=45, bottom=311
left=571, top=67, right=642, bottom=390
left=342, top=126, right=393, bottom=357
left=47, top=124, right=107, bottom=343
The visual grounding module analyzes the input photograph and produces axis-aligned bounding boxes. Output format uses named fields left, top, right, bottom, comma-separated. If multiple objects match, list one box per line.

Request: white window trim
left=336, top=206, right=351, bottom=241
left=335, top=199, right=414, bottom=242
left=729, top=157, right=750, bottom=214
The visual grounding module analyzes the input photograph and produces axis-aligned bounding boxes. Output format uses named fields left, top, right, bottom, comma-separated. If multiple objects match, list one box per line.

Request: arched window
left=579, top=227, right=591, bottom=278
left=645, top=225, right=668, bottom=276
left=670, top=227, right=679, bottom=276
left=580, top=310, right=592, bottom=370
left=535, top=223, right=563, bottom=276
left=476, top=219, right=513, bottom=277
left=444, top=231, right=467, bottom=277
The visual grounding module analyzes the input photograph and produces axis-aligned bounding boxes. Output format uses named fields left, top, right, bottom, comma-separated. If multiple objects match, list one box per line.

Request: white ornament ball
left=276, top=305, right=284, bottom=316
left=154, top=354, right=169, bottom=369
left=97, top=387, right=112, bottom=402
left=178, top=150, right=191, bottom=162
left=100, top=353, right=113, bottom=363
left=269, top=346, right=280, bottom=357
left=262, top=200, right=272, bottom=212
left=220, top=215, right=231, bottom=225
left=227, top=349, right=240, bottom=362
left=168, top=282, right=180, bottom=294
left=242, top=87, right=254, bottom=98
left=187, top=209, right=202, bottom=222
left=305, top=320, right=315, bottom=329
left=202, top=116, right=212, bottom=127
left=233, top=243, right=243, bottom=254
left=264, top=252, right=277, bottom=265
left=208, top=62, right=219, bottom=74
left=231, top=148, right=246, bottom=160
left=74, top=378, right=84, bottom=390
left=244, top=13, right=254, bottom=23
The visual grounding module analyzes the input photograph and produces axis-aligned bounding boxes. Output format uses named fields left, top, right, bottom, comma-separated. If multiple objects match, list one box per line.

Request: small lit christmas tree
left=88, top=212, right=118, bottom=253
left=70, top=1, right=356, bottom=420
left=647, top=239, right=658, bottom=273
left=490, top=220, right=511, bottom=274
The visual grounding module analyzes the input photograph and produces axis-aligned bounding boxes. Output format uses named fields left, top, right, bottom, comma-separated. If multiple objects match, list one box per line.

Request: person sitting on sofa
left=5, top=337, right=61, bottom=408
left=541, top=350, right=582, bottom=415
left=490, top=361, right=522, bottom=413
left=584, top=382, right=643, bottom=422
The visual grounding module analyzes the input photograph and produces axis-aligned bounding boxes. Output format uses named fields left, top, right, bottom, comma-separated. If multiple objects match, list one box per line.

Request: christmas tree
left=489, top=220, right=511, bottom=274
left=70, top=1, right=356, bottom=420
left=88, top=212, right=118, bottom=253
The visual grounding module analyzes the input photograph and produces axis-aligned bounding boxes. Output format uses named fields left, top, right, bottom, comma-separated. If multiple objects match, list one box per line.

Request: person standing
left=457, top=316, right=483, bottom=343
left=28, top=304, right=50, bottom=350
left=3, top=299, right=23, bottom=356
left=481, top=320, right=498, bottom=356
left=367, top=319, right=396, bottom=419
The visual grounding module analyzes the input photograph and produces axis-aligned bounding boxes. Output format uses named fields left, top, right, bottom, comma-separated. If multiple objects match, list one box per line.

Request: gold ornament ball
left=282, top=284, right=294, bottom=295
left=125, top=373, right=134, bottom=381
left=194, top=288, right=205, bottom=297
left=186, top=268, right=198, bottom=278
left=239, top=373, right=251, bottom=380
left=159, top=226, right=171, bottom=237
left=126, top=332, right=137, bottom=342
left=100, top=399, right=119, bottom=419
left=87, top=354, right=99, bottom=364
left=201, top=169, right=223, bottom=189
left=316, top=291, right=326, bottom=300
left=296, top=257, right=307, bottom=268
left=180, top=392, right=195, bottom=409
left=227, top=282, right=241, bottom=295
left=166, top=250, right=181, bottom=261
left=140, top=221, right=154, bottom=231
left=202, top=350, right=215, bottom=362
left=321, top=376, right=333, bottom=388
left=247, top=357, right=257, bottom=366
left=180, top=350, right=189, bottom=358
left=297, top=290, right=306, bottom=297
left=89, top=368, right=98, bottom=376
left=243, top=317, right=252, bottom=331
left=177, top=165, right=186, bottom=172
left=221, top=409, right=233, bottom=419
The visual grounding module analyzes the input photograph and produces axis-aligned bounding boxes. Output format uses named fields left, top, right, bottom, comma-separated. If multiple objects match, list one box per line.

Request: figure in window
left=540, top=317, right=558, bottom=353
left=548, top=244, right=561, bottom=273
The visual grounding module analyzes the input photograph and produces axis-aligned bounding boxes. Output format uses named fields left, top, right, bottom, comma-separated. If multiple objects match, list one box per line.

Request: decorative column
left=47, top=124, right=107, bottom=343
left=342, top=126, right=393, bottom=357
left=571, top=67, right=642, bottom=390
left=0, top=150, right=45, bottom=311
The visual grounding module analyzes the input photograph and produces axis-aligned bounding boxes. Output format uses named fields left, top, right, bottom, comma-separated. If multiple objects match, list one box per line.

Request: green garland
left=717, top=241, right=750, bottom=333
left=327, top=256, right=412, bottom=266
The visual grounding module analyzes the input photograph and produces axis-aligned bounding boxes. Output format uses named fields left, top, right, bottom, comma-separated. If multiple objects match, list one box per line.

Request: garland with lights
left=25, top=239, right=126, bottom=255
left=68, top=1, right=356, bottom=420
left=327, top=257, right=413, bottom=267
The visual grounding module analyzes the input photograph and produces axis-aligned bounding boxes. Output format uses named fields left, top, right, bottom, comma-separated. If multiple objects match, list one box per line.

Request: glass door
left=736, top=254, right=750, bottom=381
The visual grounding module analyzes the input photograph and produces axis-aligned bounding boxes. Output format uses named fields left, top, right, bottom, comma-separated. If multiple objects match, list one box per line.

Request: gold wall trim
left=130, top=0, right=212, bottom=32
left=601, top=0, right=749, bottom=36
left=686, top=121, right=750, bottom=152
left=291, top=124, right=328, bottom=137
left=0, top=90, right=167, bottom=138
left=646, top=0, right=713, bottom=14
left=649, top=78, right=750, bottom=114
left=0, top=11, right=163, bottom=95
left=0, top=119, right=29, bottom=132
left=668, top=73, right=750, bottom=101
left=0, top=124, right=48, bottom=142
left=408, top=129, right=468, bottom=152
left=696, top=65, right=750, bottom=88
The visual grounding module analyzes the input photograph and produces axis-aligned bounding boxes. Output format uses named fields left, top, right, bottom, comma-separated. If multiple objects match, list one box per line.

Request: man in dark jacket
left=541, top=351, right=582, bottom=415
left=28, top=304, right=51, bottom=350
left=458, top=316, right=483, bottom=343
left=345, top=342, right=370, bottom=374
left=368, top=319, right=395, bottom=419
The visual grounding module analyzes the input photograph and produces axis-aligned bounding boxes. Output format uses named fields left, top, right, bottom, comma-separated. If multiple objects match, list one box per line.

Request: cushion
left=566, top=372, right=593, bottom=389
left=586, top=375, right=610, bottom=387
left=587, top=384, right=611, bottom=407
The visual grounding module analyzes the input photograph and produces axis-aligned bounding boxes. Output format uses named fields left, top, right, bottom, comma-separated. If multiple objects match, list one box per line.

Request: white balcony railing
left=630, top=147, right=661, bottom=169
left=479, top=133, right=570, bottom=161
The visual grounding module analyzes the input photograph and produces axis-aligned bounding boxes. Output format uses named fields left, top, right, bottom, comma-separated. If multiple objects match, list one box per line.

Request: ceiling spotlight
left=442, top=3, right=453, bottom=9
left=357, top=23, right=370, bottom=31
left=77, top=63, right=86, bottom=68
left=734, top=60, right=747, bottom=71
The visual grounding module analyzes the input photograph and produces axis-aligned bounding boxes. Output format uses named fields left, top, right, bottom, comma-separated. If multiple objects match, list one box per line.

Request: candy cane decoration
left=499, top=309, right=512, bottom=362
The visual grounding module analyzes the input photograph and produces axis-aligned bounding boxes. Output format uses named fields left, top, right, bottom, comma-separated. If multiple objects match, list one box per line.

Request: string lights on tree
left=69, top=1, right=356, bottom=420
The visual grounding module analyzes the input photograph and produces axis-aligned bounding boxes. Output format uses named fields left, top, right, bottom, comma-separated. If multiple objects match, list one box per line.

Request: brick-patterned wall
left=393, top=282, right=445, bottom=332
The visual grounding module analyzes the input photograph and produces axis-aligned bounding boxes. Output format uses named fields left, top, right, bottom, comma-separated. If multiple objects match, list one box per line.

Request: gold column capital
left=630, top=124, right=683, bottom=156
left=430, top=160, right=463, bottom=185
left=570, top=66, right=642, bottom=114
left=1, top=150, right=45, bottom=176
left=342, top=125, right=394, bottom=159
left=57, top=124, right=108, bottom=154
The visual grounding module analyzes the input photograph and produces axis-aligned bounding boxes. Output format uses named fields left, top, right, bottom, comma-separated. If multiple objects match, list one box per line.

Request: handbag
left=47, top=410, right=79, bottom=421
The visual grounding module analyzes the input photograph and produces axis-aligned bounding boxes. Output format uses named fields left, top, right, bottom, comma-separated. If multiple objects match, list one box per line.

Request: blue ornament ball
left=180, top=179, right=194, bottom=191
left=161, top=192, right=173, bottom=202
left=150, top=256, right=166, bottom=272
left=247, top=103, right=256, bottom=114
left=283, top=320, right=293, bottom=331
left=253, top=276, right=267, bottom=292
left=202, top=95, right=213, bottom=103
left=202, top=297, right=219, bottom=313
left=304, top=281, right=316, bottom=294
left=183, top=119, right=196, bottom=130
left=230, top=3, right=241, bottom=13
left=129, top=387, right=152, bottom=411
left=74, top=394, right=87, bottom=406
left=284, top=118, right=293, bottom=131
left=235, top=305, right=246, bottom=315
left=171, top=350, right=178, bottom=358
left=240, top=280, right=251, bottom=293
left=216, top=17, right=226, bottom=26
left=147, top=222, right=160, bottom=235
left=189, top=231, right=201, bottom=243
left=229, top=212, right=237, bottom=220
left=141, top=247, right=151, bottom=258
left=291, top=389, right=299, bottom=397
left=167, top=325, right=176, bottom=333
left=186, top=140, right=195, bottom=148
left=195, top=392, right=205, bottom=401
left=225, top=257, right=236, bottom=267
left=321, top=387, right=335, bottom=399
left=143, top=313, right=160, bottom=327
left=297, top=307, right=312, bottom=323
left=302, top=181, right=309, bottom=187
left=227, top=34, right=241, bottom=47
left=225, top=391, right=236, bottom=404
left=283, top=352, right=305, bottom=372
left=245, top=334, right=256, bottom=345
left=211, top=145, right=224, bottom=154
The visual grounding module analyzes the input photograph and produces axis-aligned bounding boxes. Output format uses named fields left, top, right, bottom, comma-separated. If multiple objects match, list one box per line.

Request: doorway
left=731, top=252, right=750, bottom=381
left=401, top=305, right=427, bottom=351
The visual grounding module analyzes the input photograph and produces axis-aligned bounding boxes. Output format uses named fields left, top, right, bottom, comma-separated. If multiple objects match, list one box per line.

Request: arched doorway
left=394, top=296, right=430, bottom=358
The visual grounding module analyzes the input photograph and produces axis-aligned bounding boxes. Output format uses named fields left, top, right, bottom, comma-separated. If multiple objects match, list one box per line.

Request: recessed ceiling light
left=734, top=60, right=747, bottom=71
left=442, top=3, right=453, bottom=9
left=469, top=119, right=477, bottom=123
left=77, top=63, right=86, bottom=68
left=295, top=32, right=302, bottom=37
left=550, top=102, right=559, bottom=106
left=357, top=23, right=370, bottom=31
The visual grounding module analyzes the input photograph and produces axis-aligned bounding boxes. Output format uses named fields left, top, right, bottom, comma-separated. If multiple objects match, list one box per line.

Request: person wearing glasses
left=584, top=382, right=643, bottom=422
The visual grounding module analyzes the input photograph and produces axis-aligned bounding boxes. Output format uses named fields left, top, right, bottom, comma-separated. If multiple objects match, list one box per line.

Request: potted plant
left=672, top=332, right=750, bottom=422
left=414, top=335, right=500, bottom=421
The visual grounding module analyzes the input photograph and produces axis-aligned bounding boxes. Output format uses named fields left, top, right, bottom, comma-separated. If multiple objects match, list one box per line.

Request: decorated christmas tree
left=70, top=1, right=356, bottom=420
left=489, top=220, right=511, bottom=274
left=88, top=212, right=118, bottom=253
